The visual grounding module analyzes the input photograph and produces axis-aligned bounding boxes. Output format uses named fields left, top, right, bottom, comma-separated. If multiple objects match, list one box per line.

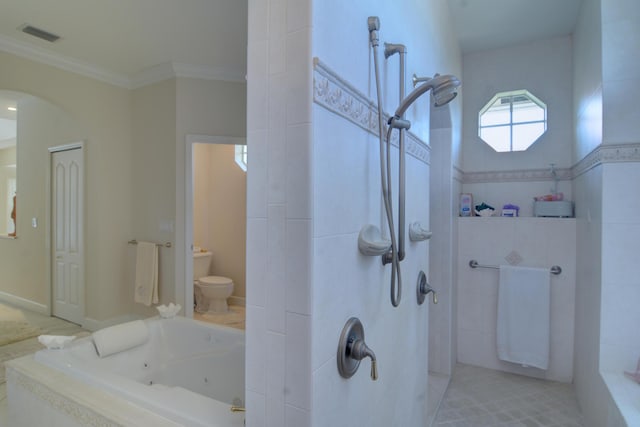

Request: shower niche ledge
left=533, top=201, right=573, bottom=218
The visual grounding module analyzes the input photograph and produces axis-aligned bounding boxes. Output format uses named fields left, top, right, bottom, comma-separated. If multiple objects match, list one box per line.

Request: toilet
left=193, top=251, right=234, bottom=314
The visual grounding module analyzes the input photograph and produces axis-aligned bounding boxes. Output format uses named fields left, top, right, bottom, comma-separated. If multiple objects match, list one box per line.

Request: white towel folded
left=38, top=335, right=76, bottom=350
left=92, top=320, right=149, bottom=358
left=134, top=241, right=158, bottom=306
left=497, top=265, right=550, bottom=370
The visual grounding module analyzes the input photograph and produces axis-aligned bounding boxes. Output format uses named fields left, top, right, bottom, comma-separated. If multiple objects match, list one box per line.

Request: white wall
left=245, top=0, right=461, bottom=426
left=193, top=143, right=246, bottom=298
left=601, top=163, right=640, bottom=374
left=429, top=122, right=457, bottom=376
left=245, top=0, right=314, bottom=425
left=573, top=164, right=608, bottom=427
left=455, top=33, right=578, bottom=388
left=131, top=79, right=176, bottom=319
left=0, top=145, right=16, bottom=235
left=132, top=77, right=246, bottom=319
left=0, top=49, right=247, bottom=325
left=461, top=37, right=574, bottom=215
left=571, top=1, right=605, bottom=425
left=174, top=77, right=247, bottom=310
left=572, top=0, right=640, bottom=425
left=311, top=2, right=461, bottom=426
left=0, top=51, right=134, bottom=322
left=457, top=217, right=576, bottom=383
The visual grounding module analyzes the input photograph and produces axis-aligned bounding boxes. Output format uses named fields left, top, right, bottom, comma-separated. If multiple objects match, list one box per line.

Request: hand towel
left=92, top=320, right=149, bottom=358
left=497, top=265, right=550, bottom=370
left=134, top=241, right=158, bottom=306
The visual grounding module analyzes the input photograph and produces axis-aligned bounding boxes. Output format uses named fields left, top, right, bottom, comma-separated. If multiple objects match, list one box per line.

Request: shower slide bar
left=469, top=259, right=561, bottom=275
left=128, top=239, right=172, bottom=248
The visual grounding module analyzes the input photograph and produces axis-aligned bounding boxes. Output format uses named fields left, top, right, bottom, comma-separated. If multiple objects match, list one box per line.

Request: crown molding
left=171, top=62, right=246, bottom=84
left=0, top=34, right=247, bottom=90
left=130, top=62, right=246, bottom=89
left=0, top=33, right=131, bottom=88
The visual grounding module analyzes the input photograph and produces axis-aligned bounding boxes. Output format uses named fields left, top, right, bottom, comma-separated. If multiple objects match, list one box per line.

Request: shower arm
left=383, top=42, right=407, bottom=264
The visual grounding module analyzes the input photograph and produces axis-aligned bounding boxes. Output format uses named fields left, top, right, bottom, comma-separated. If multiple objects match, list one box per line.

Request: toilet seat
left=198, top=276, right=233, bottom=287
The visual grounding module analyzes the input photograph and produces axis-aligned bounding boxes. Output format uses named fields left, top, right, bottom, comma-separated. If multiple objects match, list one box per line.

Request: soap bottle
left=460, top=193, right=473, bottom=217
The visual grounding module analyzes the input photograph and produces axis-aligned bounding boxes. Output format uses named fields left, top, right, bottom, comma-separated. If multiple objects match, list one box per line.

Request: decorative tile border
left=453, top=166, right=464, bottom=183
left=461, top=143, right=640, bottom=184
left=313, top=58, right=430, bottom=165
left=572, top=143, right=640, bottom=178
left=463, top=167, right=572, bottom=184
left=312, top=57, right=640, bottom=180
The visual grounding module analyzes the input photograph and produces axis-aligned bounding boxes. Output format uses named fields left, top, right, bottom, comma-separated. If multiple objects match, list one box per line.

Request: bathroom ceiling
left=0, top=0, right=247, bottom=86
left=448, top=0, right=584, bottom=53
left=0, top=0, right=582, bottom=86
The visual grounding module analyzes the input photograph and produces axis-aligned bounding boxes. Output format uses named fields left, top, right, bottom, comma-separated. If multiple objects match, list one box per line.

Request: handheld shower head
left=388, top=73, right=460, bottom=130
left=431, top=74, right=460, bottom=107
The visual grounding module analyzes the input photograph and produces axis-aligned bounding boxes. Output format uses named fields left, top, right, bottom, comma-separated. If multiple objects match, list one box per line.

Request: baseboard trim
left=0, top=291, right=49, bottom=315
left=229, top=296, right=246, bottom=307
left=82, top=314, right=142, bottom=332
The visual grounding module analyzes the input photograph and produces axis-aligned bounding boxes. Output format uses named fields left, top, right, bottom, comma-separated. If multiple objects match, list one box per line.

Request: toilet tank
left=193, top=251, right=212, bottom=280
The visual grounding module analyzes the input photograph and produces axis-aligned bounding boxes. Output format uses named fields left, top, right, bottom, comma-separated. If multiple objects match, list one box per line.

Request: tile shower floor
left=433, top=364, right=584, bottom=427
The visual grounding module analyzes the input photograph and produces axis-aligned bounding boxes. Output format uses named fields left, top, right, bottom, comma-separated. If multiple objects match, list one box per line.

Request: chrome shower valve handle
left=417, top=270, right=437, bottom=305
left=337, top=317, right=378, bottom=381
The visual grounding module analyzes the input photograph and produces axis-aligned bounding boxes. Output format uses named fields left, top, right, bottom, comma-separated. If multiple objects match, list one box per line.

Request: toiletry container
left=460, top=193, right=473, bottom=217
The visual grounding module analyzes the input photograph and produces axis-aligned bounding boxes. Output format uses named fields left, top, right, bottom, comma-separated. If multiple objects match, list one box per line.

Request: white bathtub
left=30, top=316, right=245, bottom=427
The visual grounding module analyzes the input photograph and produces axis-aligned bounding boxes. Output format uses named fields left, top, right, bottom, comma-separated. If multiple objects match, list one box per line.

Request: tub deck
left=7, top=316, right=246, bottom=427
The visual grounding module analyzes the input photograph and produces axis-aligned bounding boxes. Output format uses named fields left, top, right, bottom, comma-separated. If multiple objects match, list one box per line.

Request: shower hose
left=371, top=38, right=402, bottom=307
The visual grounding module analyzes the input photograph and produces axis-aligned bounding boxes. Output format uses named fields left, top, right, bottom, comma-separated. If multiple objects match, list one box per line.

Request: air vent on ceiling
left=20, top=24, right=61, bottom=43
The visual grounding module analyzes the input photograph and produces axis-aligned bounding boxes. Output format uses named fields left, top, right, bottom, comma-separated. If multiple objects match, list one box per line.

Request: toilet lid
left=199, top=276, right=233, bottom=286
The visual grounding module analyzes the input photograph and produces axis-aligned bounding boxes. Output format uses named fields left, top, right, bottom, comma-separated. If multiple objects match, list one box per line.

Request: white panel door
left=52, top=147, right=84, bottom=324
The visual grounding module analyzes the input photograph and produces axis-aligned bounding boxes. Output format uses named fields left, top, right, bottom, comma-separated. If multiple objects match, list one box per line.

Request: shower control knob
left=417, top=270, right=437, bottom=305
left=337, top=317, right=378, bottom=381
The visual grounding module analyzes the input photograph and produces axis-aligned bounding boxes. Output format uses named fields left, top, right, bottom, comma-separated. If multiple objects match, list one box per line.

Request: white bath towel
left=92, top=320, right=149, bottom=358
left=134, top=241, right=158, bottom=306
left=497, top=265, right=550, bottom=370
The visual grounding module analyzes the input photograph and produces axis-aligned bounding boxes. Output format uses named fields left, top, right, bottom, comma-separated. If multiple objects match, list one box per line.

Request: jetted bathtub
left=29, top=316, right=245, bottom=427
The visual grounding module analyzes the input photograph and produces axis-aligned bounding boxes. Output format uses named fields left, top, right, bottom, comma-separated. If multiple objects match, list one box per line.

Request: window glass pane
left=512, top=123, right=545, bottom=151
left=480, top=126, right=511, bottom=152
left=480, top=107, right=510, bottom=127
left=478, top=89, right=547, bottom=152
left=513, top=101, right=545, bottom=123
left=234, top=144, right=247, bottom=171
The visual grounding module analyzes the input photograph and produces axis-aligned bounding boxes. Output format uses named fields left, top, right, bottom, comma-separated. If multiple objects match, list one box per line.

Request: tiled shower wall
left=246, top=0, right=462, bottom=426
left=245, top=0, right=313, bottom=425
left=456, top=217, right=576, bottom=383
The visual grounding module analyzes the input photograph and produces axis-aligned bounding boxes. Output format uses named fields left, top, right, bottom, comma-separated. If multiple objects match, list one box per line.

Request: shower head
left=396, top=74, right=460, bottom=117
left=388, top=73, right=460, bottom=130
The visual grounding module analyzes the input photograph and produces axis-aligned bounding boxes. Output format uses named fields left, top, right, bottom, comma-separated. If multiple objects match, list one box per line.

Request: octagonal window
left=478, top=89, right=547, bottom=152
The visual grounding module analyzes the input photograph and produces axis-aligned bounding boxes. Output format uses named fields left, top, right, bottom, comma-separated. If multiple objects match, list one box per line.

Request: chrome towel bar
left=469, top=259, right=561, bottom=275
left=128, top=239, right=172, bottom=248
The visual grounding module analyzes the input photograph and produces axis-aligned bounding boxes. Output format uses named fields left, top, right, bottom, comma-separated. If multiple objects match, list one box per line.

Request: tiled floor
left=0, top=302, right=87, bottom=424
left=194, top=304, right=245, bottom=330
left=428, top=372, right=451, bottom=426
left=433, top=364, right=583, bottom=427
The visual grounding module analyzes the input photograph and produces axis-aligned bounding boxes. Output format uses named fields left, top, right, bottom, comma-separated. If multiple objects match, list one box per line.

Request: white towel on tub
left=134, top=241, right=158, bottom=306
left=497, top=265, right=550, bottom=370
left=93, top=320, right=149, bottom=358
